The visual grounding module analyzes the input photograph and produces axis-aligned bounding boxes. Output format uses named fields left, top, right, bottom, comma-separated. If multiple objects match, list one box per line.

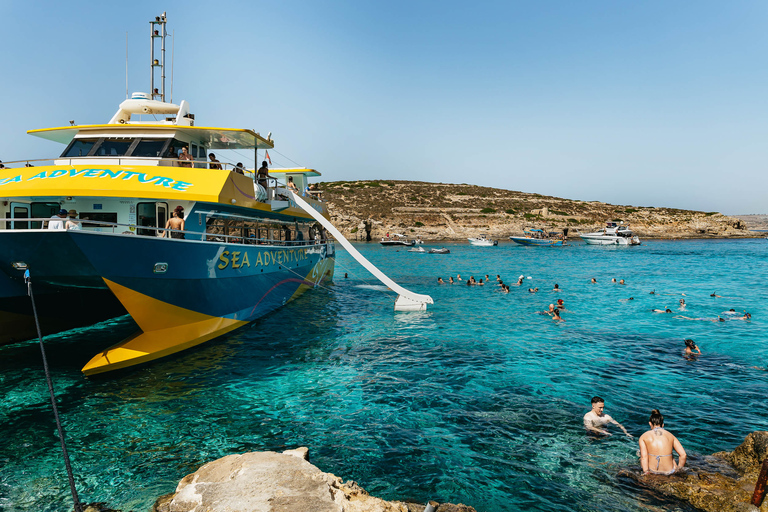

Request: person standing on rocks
left=583, top=396, right=631, bottom=437
left=639, top=409, right=686, bottom=475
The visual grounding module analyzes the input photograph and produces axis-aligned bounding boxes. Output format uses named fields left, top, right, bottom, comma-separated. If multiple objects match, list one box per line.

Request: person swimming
left=553, top=283, right=560, bottom=292
left=619, top=279, right=626, bottom=285
left=528, top=288, right=539, bottom=293
left=652, top=308, right=673, bottom=313
left=711, top=292, right=722, bottom=297
left=683, top=339, right=701, bottom=356
left=612, top=278, right=617, bottom=283
left=639, top=409, right=686, bottom=476
left=557, top=298, right=565, bottom=310
left=516, top=275, right=524, bottom=286
left=591, top=278, right=597, bottom=284
left=619, top=297, right=635, bottom=302
left=437, top=277, right=445, bottom=284
left=679, top=298, right=686, bottom=309
left=552, top=309, right=563, bottom=321
left=449, top=276, right=455, bottom=284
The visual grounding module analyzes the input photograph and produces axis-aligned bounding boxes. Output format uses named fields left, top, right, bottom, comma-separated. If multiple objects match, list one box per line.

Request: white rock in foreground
left=153, top=448, right=477, bottom=512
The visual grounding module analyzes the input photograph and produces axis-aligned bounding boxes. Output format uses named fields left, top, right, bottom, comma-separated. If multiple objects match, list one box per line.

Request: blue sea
left=1, top=239, right=766, bottom=512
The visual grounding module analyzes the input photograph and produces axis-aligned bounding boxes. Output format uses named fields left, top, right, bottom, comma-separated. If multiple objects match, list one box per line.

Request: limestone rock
left=621, top=431, right=768, bottom=512
left=153, top=448, right=476, bottom=512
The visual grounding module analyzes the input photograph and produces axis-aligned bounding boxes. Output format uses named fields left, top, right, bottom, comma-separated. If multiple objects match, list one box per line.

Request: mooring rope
left=24, top=270, right=83, bottom=512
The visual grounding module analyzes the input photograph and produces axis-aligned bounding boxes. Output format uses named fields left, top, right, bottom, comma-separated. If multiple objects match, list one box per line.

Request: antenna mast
left=149, top=12, right=167, bottom=102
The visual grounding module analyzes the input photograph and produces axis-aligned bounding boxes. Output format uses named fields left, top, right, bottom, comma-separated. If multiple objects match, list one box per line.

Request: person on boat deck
left=257, top=161, right=271, bottom=189
left=47, top=209, right=67, bottom=230
left=287, top=176, right=300, bottom=193
left=0, top=160, right=5, bottom=169
left=65, top=210, right=81, bottom=230
left=177, top=146, right=193, bottom=167
left=208, top=153, right=222, bottom=170
left=639, top=409, right=686, bottom=475
left=163, top=206, right=185, bottom=239
left=583, top=396, right=631, bottom=437
left=234, top=162, right=245, bottom=175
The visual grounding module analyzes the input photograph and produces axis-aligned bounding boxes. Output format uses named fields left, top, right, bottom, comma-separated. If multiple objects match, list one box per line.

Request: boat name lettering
left=0, top=169, right=192, bottom=191
left=218, top=248, right=308, bottom=270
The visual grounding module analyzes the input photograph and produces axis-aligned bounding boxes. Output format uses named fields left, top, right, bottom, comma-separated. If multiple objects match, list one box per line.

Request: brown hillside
left=317, top=180, right=751, bottom=240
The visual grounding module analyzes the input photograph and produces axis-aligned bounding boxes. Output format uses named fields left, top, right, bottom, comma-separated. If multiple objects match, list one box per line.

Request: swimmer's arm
left=611, top=419, right=632, bottom=438
left=639, top=437, right=649, bottom=474
left=673, top=437, right=686, bottom=470
left=583, top=416, right=608, bottom=435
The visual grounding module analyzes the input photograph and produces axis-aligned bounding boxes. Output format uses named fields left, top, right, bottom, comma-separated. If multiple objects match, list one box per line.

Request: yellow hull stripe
left=81, top=279, right=246, bottom=375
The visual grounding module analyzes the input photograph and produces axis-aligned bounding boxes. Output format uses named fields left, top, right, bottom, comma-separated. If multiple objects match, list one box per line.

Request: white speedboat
left=579, top=221, right=640, bottom=245
left=468, top=234, right=498, bottom=246
left=429, top=248, right=450, bottom=254
left=380, top=234, right=414, bottom=246
left=408, top=246, right=426, bottom=253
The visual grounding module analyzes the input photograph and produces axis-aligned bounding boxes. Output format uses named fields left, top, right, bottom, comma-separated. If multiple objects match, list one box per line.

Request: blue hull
left=509, top=236, right=565, bottom=246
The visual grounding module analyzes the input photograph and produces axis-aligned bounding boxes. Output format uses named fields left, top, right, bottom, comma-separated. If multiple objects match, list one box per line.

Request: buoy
left=751, top=458, right=768, bottom=506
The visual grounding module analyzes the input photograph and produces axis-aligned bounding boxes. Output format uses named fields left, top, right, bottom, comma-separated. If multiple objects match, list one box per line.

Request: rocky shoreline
left=318, top=180, right=755, bottom=241
left=152, top=447, right=476, bottom=512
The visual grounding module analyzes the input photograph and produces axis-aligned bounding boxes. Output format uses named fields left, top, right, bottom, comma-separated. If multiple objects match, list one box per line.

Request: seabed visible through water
left=0, top=239, right=766, bottom=512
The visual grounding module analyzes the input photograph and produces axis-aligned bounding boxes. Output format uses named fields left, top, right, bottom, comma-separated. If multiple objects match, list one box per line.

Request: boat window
left=132, top=139, right=168, bottom=158
left=31, top=202, right=62, bottom=229
left=79, top=212, right=118, bottom=228
left=9, top=205, right=29, bottom=230
left=94, top=138, right=134, bottom=157
left=62, top=138, right=98, bottom=158
left=137, top=202, right=160, bottom=236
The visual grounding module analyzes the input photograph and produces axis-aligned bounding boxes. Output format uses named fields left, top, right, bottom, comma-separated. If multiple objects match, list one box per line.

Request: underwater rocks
left=622, top=431, right=768, bottom=512
left=153, top=447, right=476, bottom=512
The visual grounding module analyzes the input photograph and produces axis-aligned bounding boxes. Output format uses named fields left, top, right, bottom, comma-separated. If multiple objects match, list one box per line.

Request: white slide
left=288, top=191, right=434, bottom=311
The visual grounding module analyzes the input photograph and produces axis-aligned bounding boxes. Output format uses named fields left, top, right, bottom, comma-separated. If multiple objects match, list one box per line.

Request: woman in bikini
left=639, top=409, right=686, bottom=475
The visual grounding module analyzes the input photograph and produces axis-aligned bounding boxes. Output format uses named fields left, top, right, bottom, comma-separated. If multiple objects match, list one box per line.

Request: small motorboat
left=579, top=221, right=640, bottom=246
left=429, top=248, right=450, bottom=254
left=468, top=234, right=498, bottom=246
left=509, top=228, right=566, bottom=246
left=380, top=233, right=415, bottom=246
left=408, top=246, right=426, bottom=253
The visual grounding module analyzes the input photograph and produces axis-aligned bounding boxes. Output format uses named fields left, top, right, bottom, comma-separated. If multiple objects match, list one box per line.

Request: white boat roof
left=28, top=124, right=274, bottom=150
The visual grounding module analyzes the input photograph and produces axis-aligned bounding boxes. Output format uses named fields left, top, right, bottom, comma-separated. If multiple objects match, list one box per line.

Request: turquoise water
left=1, top=239, right=766, bottom=511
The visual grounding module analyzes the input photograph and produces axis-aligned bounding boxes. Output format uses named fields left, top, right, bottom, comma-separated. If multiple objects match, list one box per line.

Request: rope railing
left=0, top=217, right=326, bottom=247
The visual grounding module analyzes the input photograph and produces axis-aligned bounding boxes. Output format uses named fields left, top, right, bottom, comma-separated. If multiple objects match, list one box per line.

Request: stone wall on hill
left=317, top=180, right=751, bottom=241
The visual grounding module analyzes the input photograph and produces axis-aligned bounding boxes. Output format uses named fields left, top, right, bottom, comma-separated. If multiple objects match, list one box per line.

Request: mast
left=150, top=12, right=167, bottom=102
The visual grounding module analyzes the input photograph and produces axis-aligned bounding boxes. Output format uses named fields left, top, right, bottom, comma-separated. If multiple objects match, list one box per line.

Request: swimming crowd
left=435, top=274, right=754, bottom=477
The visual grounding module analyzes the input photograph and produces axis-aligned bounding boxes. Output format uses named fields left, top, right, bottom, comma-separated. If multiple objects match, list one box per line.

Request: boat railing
left=0, top=157, right=259, bottom=175
left=0, top=217, right=325, bottom=247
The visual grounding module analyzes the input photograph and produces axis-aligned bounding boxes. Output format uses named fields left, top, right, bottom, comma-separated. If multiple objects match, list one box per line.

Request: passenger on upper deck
left=208, top=153, right=222, bottom=170
left=234, top=162, right=245, bottom=175
left=65, top=210, right=82, bottom=231
left=0, top=160, right=5, bottom=169
left=287, top=176, right=299, bottom=194
left=307, top=183, right=322, bottom=200
left=257, top=161, right=271, bottom=189
left=48, top=209, right=67, bottom=230
left=177, top=146, right=193, bottom=168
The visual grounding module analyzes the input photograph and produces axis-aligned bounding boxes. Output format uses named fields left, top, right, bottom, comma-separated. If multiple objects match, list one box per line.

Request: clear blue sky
left=2, top=1, right=766, bottom=214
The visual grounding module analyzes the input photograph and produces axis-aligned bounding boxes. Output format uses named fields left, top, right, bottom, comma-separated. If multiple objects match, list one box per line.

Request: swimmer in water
left=552, top=309, right=563, bottom=321
left=449, top=276, right=454, bottom=284
left=591, top=278, right=597, bottom=284
left=496, top=274, right=501, bottom=282
left=649, top=290, right=655, bottom=295
left=437, top=277, right=444, bottom=284
left=528, top=287, right=539, bottom=293
left=553, top=283, right=560, bottom=292
left=676, top=315, right=725, bottom=322
left=679, top=298, right=686, bottom=309
left=619, top=279, right=626, bottom=285
left=710, top=292, right=721, bottom=297
left=652, top=308, right=673, bottom=313
left=478, top=279, right=485, bottom=286
left=683, top=339, right=701, bottom=356
left=583, top=396, right=631, bottom=437
left=619, top=297, right=635, bottom=302
left=501, top=284, right=509, bottom=293
left=516, top=275, right=524, bottom=286
left=540, top=304, right=556, bottom=316
left=557, top=298, right=565, bottom=310
left=457, top=274, right=462, bottom=281
left=612, top=278, right=617, bottom=283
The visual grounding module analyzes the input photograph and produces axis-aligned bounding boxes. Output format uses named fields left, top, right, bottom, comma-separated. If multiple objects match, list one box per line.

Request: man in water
left=591, top=278, right=597, bottom=284
left=437, top=277, right=445, bottom=284
left=583, top=397, right=631, bottom=437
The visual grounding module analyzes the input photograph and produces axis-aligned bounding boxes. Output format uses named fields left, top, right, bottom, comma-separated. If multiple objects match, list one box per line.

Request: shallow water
left=1, top=239, right=766, bottom=511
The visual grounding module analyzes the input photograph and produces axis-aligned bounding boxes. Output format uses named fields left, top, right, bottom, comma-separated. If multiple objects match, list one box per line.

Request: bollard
left=751, top=458, right=768, bottom=507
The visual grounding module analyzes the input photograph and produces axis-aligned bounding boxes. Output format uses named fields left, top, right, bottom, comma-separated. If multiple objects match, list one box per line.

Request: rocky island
left=318, top=180, right=753, bottom=241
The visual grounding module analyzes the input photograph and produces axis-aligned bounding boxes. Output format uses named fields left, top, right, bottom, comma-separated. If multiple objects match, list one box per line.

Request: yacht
left=509, top=228, right=566, bottom=247
left=380, top=234, right=414, bottom=246
left=579, top=221, right=640, bottom=245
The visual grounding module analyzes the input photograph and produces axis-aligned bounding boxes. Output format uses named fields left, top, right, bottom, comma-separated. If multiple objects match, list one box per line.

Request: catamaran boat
left=0, top=15, right=338, bottom=375
left=579, top=221, right=641, bottom=245
left=380, top=234, right=415, bottom=246
left=509, top=228, right=566, bottom=246
left=468, top=234, right=498, bottom=246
